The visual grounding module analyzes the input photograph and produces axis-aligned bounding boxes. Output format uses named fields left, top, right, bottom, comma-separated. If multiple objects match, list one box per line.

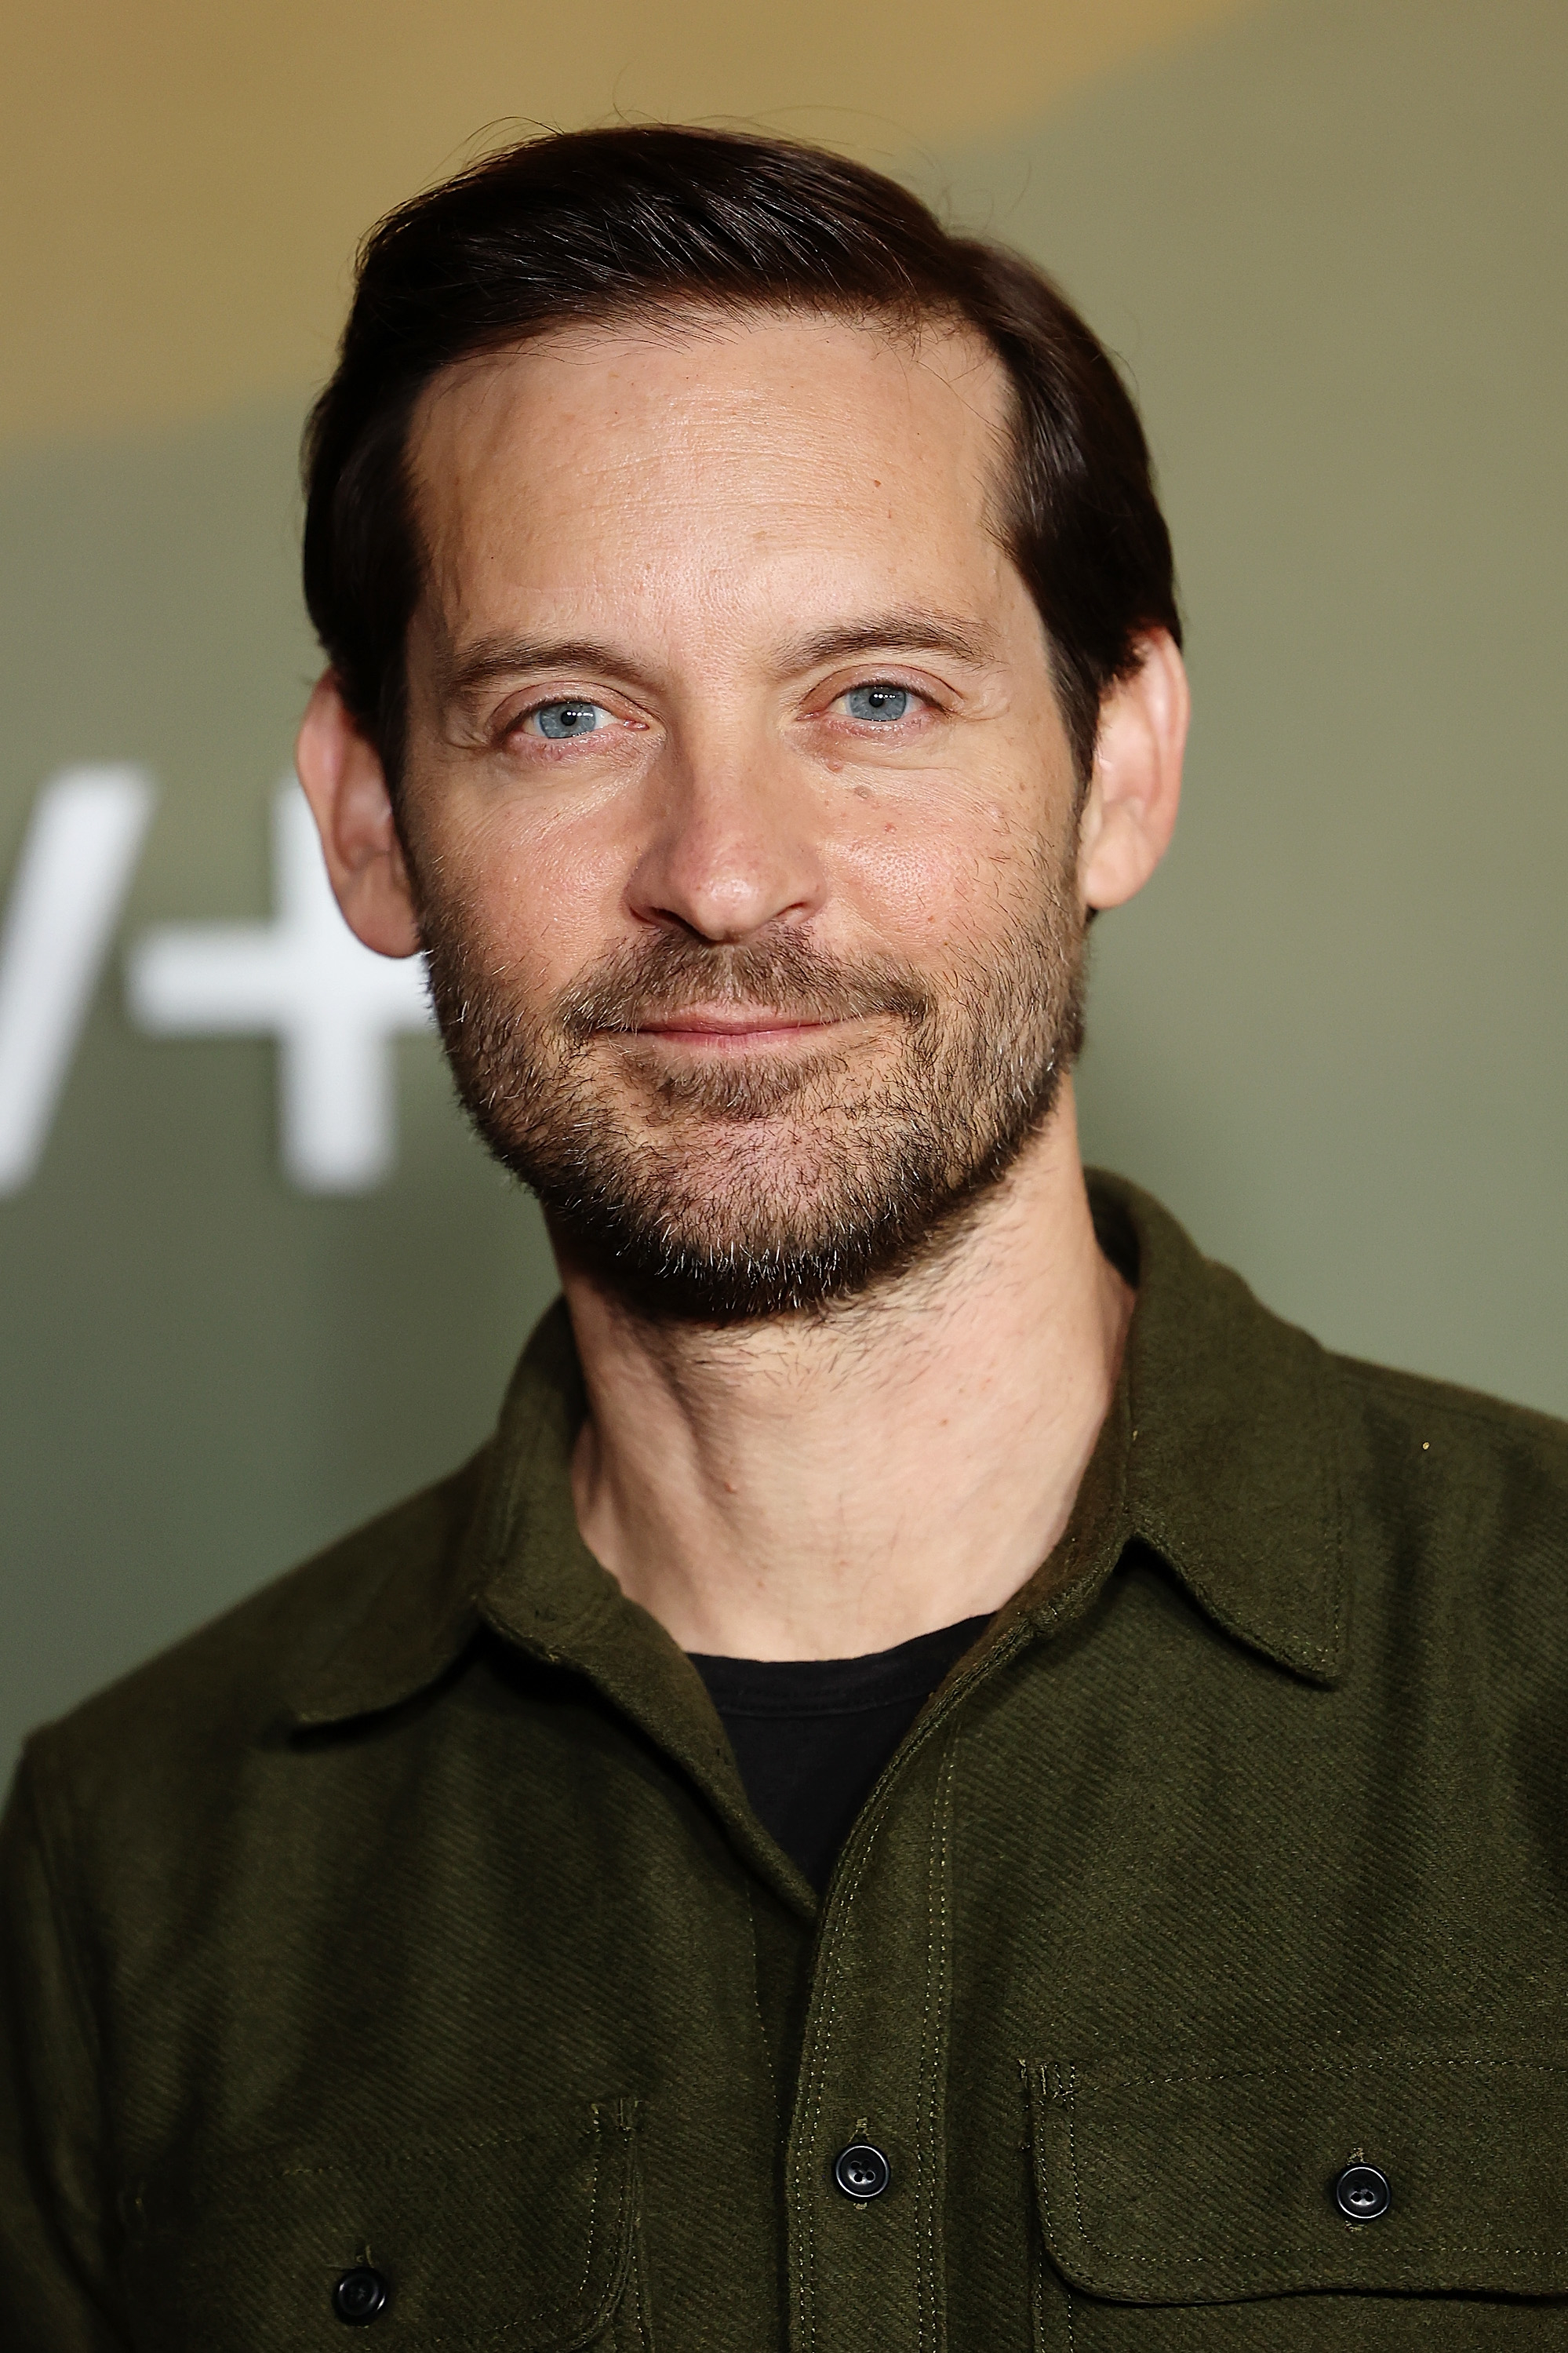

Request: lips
left=631, top=1009, right=838, bottom=1040
left=556, top=936, right=933, bottom=1048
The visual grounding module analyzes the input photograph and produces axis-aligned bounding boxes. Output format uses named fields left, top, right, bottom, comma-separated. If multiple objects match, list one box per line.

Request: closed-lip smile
left=628, top=1006, right=846, bottom=1047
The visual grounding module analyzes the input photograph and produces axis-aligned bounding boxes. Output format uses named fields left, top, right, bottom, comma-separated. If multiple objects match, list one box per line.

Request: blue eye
left=842, top=683, right=912, bottom=723
left=530, top=700, right=607, bottom=740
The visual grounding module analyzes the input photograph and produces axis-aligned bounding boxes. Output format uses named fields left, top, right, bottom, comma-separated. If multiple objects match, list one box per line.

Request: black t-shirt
left=689, top=1615, right=992, bottom=1891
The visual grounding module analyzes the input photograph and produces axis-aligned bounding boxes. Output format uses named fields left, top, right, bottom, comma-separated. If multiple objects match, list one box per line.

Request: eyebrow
left=442, top=635, right=643, bottom=703
left=440, top=607, right=998, bottom=708
left=780, top=610, right=998, bottom=672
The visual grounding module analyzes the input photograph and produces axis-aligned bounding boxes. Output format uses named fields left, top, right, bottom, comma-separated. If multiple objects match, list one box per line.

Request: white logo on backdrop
left=0, top=770, right=434, bottom=1199
left=0, top=768, right=156, bottom=1193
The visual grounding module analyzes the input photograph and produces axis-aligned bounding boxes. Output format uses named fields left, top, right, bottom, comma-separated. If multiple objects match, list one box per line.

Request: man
left=3, top=123, right=1566, bottom=2351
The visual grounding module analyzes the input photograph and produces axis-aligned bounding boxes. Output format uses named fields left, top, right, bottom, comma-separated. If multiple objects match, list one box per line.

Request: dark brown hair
left=302, top=124, right=1179, bottom=788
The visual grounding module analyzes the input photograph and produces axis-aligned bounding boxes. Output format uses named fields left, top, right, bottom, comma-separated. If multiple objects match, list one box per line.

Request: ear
left=1076, top=628, right=1189, bottom=912
left=295, top=674, right=422, bottom=957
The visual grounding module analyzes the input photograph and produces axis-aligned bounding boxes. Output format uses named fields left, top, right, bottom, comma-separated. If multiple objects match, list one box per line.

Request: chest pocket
left=1027, top=2043, right=1568, bottom=2345
left=121, top=2096, right=646, bottom=2353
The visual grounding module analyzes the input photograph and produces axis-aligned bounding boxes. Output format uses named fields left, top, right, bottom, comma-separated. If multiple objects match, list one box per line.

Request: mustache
left=557, top=930, right=933, bottom=1041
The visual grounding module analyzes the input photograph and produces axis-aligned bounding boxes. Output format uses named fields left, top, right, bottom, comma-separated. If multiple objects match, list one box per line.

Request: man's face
left=398, top=309, right=1088, bottom=1318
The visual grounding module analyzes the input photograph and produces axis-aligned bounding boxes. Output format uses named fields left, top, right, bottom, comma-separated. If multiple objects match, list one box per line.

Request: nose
left=624, top=727, right=826, bottom=944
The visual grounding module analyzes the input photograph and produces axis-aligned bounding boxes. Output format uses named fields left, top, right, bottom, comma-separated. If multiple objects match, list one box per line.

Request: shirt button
left=333, top=2267, right=390, bottom=2323
left=834, top=2142, right=891, bottom=2200
left=1334, top=2164, right=1392, bottom=2221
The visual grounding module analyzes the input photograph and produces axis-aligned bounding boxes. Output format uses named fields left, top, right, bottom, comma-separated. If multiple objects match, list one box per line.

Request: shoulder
left=1328, top=1343, right=1568, bottom=1504
left=1322, top=1348, right=1568, bottom=1666
left=19, top=1445, right=490, bottom=1826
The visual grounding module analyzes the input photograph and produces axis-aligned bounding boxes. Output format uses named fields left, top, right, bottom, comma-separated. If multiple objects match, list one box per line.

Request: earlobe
left=1076, top=628, right=1188, bottom=914
left=294, top=676, right=424, bottom=958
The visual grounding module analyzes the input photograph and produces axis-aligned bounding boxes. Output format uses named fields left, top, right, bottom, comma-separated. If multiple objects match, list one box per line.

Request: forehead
left=404, top=310, right=1017, bottom=636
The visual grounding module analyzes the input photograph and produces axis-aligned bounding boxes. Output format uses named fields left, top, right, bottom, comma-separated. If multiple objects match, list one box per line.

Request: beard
left=415, top=845, right=1086, bottom=1324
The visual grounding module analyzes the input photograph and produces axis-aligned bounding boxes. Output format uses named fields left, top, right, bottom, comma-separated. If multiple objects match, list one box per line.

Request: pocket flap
left=1028, top=2043, right=1568, bottom=2304
left=122, top=2096, right=640, bottom=2351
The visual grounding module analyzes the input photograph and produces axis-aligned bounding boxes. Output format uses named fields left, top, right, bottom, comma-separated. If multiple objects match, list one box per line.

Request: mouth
left=620, top=1007, right=863, bottom=1052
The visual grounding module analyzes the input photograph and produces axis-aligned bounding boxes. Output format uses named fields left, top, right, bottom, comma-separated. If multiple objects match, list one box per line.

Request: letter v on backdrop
left=0, top=773, right=433, bottom=1197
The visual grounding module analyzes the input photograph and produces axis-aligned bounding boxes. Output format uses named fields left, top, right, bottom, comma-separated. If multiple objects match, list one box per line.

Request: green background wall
left=2, top=0, right=1563, bottom=1767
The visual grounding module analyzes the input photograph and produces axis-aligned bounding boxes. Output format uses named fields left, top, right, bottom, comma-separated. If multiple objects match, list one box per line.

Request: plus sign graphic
left=127, top=782, right=435, bottom=1193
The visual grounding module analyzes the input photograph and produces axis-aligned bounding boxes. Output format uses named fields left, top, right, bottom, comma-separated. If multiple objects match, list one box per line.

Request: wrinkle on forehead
left=404, top=306, right=1018, bottom=636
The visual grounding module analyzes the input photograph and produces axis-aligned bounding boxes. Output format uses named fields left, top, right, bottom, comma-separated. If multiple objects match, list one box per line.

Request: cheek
left=825, top=789, right=1042, bottom=960
left=426, top=796, right=633, bottom=1000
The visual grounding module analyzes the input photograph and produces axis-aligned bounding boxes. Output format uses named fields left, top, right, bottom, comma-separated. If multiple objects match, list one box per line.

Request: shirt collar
left=1085, top=1171, right=1348, bottom=1685
left=286, top=1169, right=1348, bottom=1734
left=286, top=1302, right=784, bottom=1891
left=286, top=1302, right=609, bottom=1728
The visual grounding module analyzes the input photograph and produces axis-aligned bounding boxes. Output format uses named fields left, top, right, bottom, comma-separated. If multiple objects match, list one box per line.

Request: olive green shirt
left=5, top=1175, right=1568, bottom=2350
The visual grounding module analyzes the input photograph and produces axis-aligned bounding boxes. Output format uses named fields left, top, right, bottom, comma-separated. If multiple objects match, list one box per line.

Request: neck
left=559, top=1081, right=1131, bottom=1661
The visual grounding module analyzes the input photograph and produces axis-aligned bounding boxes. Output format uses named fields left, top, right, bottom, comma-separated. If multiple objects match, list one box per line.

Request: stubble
left=416, top=843, right=1086, bottom=1323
